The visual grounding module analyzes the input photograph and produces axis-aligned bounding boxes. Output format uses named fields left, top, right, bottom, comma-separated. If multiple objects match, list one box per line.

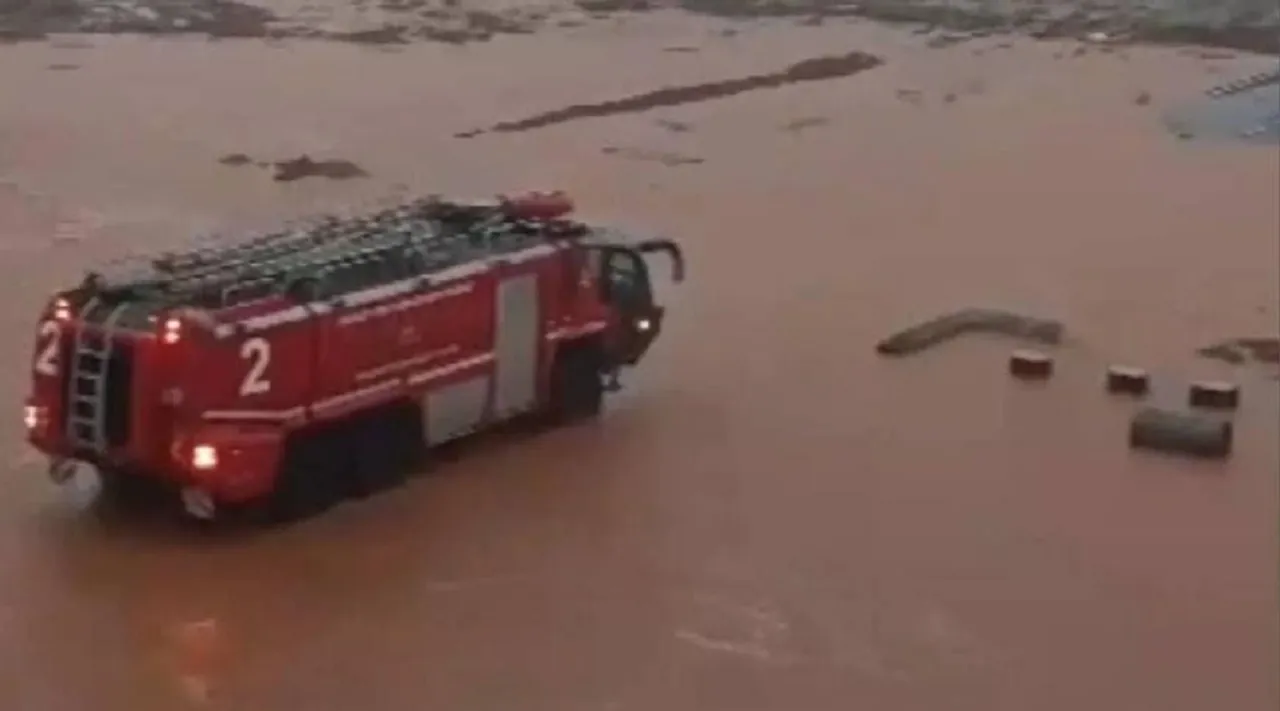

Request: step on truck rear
left=24, top=191, right=684, bottom=521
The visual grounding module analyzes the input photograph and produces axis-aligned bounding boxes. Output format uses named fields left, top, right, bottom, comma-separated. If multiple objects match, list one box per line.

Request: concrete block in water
left=1105, top=365, right=1150, bottom=396
left=1188, top=381, right=1241, bottom=410
left=1009, top=349, right=1053, bottom=379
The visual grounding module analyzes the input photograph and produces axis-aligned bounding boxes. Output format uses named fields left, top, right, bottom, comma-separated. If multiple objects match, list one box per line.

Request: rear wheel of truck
left=269, top=426, right=345, bottom=522
left=547, top=342, right=605, bottom=424
left=96, top=466, right=165, bottom=510
left=349, top=403, right=422, bottom=498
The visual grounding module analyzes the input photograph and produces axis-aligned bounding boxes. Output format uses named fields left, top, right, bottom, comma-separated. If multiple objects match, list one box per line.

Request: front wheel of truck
left=546, top=341, right=605, bottom=425
left=96, top=466, right=165, bottom=509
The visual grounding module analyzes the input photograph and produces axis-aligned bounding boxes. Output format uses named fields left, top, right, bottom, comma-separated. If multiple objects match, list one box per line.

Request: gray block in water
left=1128, top=407, right=1233, bottom=459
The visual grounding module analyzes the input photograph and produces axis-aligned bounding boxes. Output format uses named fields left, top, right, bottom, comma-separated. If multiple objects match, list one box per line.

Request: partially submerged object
left=1188, top=380, right=1241, bottom=410
left=1008, top=349, right=1053, bottom=379
left=875, top=308, right=1063, bottom=356
left=1105, top=365, right=1150, bottom=396
left=1129, top=407, right=1233, bottom=460
left=1197, top=337, right=1279, bottom=365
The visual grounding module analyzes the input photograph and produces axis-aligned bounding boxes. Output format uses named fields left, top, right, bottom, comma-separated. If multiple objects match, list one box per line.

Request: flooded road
left=2, top=11, right=1278, bottom=711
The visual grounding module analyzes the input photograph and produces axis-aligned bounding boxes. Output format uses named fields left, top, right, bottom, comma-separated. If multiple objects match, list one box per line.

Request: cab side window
left=603, top=250, right=651, bottom=305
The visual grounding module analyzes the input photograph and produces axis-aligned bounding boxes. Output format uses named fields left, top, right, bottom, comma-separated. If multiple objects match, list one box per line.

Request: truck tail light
left=161, top=316, right=182, bottom=345
left=23, top=404, right=41, bottom=431
left=52, top=297, right=72, bottom=322
left=191, top=444, right=218, bottom=471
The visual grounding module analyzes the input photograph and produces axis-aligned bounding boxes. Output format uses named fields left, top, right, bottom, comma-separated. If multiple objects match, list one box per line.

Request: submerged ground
left=1, top=2, right=1278, bottom=710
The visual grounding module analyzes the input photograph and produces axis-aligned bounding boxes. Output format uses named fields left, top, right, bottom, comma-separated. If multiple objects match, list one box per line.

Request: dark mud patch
left=217, top=153, right=254, bottom=166
left=655, top=118, right=693, bottom=133
left=1197, top=337, right=1280, bottom=365
left=780, top=116, right=830, bottom=133
left=875, top=308, right=1065, bottom=356
left=333, top=25, right=411, bottom=45
left=271, top=155, right=369, bottom=182
left=216, top=153, right=369, bottom=181
left=458, top=50, right=883, bottom=137
left=601, top=146, right=704, bottom=166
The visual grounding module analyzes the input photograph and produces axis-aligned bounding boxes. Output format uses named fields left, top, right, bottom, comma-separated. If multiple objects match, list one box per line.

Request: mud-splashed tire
left=547, top=343, right=604, bottom=425
left=269, top=428, right=345, bottom=522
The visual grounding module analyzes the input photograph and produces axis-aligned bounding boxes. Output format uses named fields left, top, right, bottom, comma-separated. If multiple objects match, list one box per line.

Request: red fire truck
left=23, top=192, right=684, bottom=521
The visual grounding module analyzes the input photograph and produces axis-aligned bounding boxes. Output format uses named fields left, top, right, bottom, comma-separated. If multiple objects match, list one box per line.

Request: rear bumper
left=172, top=423, right=287, bottom=504
left=28, top=422, right=284, bottom=506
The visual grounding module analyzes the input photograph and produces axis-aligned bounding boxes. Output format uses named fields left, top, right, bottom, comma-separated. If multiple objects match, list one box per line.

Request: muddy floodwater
left=1, top=7, right=1278, bottom=711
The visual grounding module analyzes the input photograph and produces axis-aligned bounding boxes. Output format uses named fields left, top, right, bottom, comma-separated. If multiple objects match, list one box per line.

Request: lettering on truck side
left=337, top=281, right=475, bottom=327
left=209, top=264, right=487, bottom=338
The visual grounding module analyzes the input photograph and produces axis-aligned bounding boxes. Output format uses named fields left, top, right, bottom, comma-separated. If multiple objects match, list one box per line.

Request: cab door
left=590, top=239, right=684, bottom=365
left=595, top=247, right=661, bottom=366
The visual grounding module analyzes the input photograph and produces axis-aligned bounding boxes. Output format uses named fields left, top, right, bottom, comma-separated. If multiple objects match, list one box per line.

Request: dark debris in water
left=217, top=153, right=254, bottom=166
left=1197, top=337, right=1280, bottom=366
left=271, top=155, right=369, bottom=182
left=460, top=50, right=883, bottom=136
left=601, top=146, right=704, bottom=166
left=215, top=153, right=369, bottom=181
left=780, top=116, right=830, bottom=132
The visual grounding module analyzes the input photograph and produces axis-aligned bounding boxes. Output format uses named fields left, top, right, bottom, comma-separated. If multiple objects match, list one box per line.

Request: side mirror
left=632, top=239, right=685, bottom=283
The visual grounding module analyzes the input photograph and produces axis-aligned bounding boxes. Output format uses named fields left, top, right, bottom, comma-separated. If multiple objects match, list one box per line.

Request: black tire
left=96, top=466, right=165, bottom=509
left=547, top=343, right=605, bottom=424
left=349, top=406, right=418, bottom=498
left=269, top=426, right=346, bottom=522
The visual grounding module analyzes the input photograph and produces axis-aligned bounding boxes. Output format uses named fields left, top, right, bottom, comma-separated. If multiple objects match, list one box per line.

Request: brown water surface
left=1, top=17, right=1277, bottom=711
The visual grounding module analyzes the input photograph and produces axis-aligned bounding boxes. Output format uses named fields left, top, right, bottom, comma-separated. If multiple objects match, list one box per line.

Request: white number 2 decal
left=34, top=321, right=61, bottom=377
left=238, top=337, right=272, bottom=396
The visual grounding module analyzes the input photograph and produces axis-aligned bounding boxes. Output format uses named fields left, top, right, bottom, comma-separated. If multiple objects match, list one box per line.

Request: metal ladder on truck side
left=65, top=300, right=130, bottom=453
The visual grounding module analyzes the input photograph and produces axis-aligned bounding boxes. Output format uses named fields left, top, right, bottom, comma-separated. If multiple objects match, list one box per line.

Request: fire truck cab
left=23, top=192, right=684, bottom=521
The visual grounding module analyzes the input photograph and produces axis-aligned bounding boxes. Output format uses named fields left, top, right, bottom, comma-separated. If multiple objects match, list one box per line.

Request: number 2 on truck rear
left=23, top=192, right=685, bottom=522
